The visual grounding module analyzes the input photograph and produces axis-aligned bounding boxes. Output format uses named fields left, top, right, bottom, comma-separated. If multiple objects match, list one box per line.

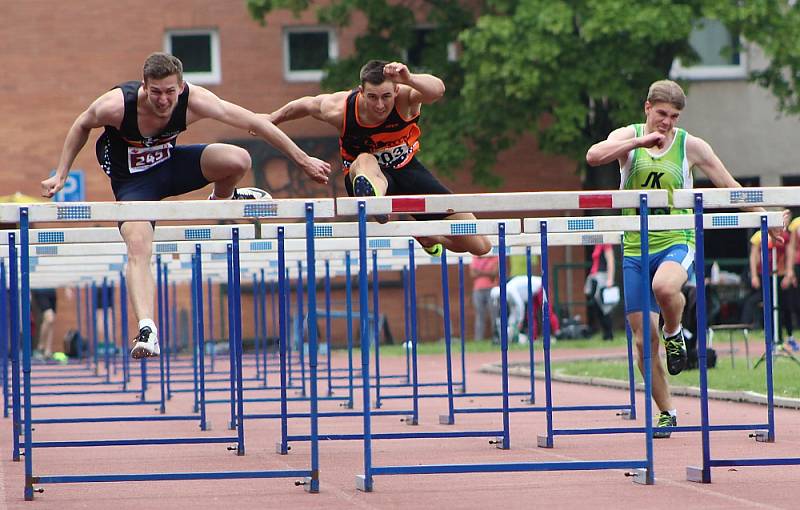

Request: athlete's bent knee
left=231, top=147, right=252, bottom=177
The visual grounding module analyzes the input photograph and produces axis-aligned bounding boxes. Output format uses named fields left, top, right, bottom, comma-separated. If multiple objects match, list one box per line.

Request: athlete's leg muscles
left=199, top=143, right=252, bottom=199
left=349, top=153, right=388, bottom=193
left=120, top=221, right=155, bottom=324
left=652, top=261, right=688, bottom=335
left=39, top=309, right=55, bottom=356
left=627, top=311, right=673, bottom=412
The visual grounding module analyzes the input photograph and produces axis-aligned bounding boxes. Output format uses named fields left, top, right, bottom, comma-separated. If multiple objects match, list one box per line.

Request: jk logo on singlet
left=642, top=171, right=664, bottom=189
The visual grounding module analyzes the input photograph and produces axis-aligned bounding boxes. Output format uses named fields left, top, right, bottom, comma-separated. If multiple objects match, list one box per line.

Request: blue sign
left=53, top=170, right=85, bottom=202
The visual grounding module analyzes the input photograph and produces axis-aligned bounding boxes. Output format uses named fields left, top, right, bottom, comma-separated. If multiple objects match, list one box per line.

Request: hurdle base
left=303, top=477, right=319, bottom=493
left=373, top=401, right=382, bottom=409
left=537, top=435, right=553, bottom=449
left=200, top=421, right=212, bottom=431
left=355, top=474, right=373, bottom=492
left=629, top=468, right=654, bottom=485
left=617, top=410, right=635, bottom=421
left=751, top=429, right=774, bottom=443
left=403, top=415, right=418, bottom=426
left=439, top=415, right=454, bottom=425
left=686, top=466, right=710, bottom=483
left=275, top=442, right=290, bottom=455
left=520, top=397, right=535, bottom=405
left=492, top=436, right=509, bottom=450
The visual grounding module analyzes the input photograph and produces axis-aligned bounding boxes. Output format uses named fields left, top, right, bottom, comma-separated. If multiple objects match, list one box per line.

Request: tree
left=247, top=0, right=800, bottom=188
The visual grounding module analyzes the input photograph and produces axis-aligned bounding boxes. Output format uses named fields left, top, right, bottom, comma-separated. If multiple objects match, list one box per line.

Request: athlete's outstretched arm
left=269, top=92, right=345, bottom=128
left=688, top=135, right=743, bottom=189
left=189, top=85, right=331, bottom=184
left=585, top=126, right=663, bottom=167
left=42, top=90, right=122, bottom=197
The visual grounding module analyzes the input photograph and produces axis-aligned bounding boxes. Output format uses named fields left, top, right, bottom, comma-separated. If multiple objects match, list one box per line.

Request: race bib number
left=128, top=143, right=171, bottom=174
left=373, top=143, right=413, bottom=169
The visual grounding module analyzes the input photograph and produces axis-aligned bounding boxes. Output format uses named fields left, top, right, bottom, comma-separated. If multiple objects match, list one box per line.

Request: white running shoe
left=232, top=187, right=271, bottom=200
left=130, top=326, right=160, bottom=359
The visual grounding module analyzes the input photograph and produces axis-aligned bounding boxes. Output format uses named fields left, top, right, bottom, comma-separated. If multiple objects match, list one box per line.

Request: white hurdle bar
left=523, top=211, right=785, bottom=233
left=261, top=219, right=522, bottom=239
left=336, top=190, right=669, bottom=215
left=673, top=186, right=800, bottom=209
left=0, top=224, right=256, bottom=245
left=0, top=199, right=334, bottom=223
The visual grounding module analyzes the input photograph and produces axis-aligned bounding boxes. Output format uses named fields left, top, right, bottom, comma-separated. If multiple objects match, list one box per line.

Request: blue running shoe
left=352, top=175, right=388, bottom=223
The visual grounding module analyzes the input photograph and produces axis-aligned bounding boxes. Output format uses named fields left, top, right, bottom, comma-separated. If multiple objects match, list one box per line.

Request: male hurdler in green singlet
left=586, top=80, right=786, bottom=438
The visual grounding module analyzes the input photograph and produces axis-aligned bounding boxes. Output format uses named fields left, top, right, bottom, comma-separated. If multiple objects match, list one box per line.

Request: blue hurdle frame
left=354, top=195, right=656, bottom=491
left=13, top=206, right=323, bottom=499
left=687, top=193, right=800, bottom=482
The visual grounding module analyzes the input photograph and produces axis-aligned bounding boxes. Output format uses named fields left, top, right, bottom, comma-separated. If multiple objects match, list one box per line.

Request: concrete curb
left=481, top=361, right=800, bottom=410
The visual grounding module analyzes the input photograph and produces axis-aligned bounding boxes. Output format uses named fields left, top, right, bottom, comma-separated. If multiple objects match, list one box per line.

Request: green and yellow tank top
left=621, top=124, right=694, bottom=256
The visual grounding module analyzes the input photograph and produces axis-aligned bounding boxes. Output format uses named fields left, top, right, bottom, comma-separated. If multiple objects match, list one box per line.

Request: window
left=164, top=29, right=221, bottom=85
left=404, top=26, right=457, bottom=69
left=670, top=19, right=746, bottom=81
left=283, top=27, right=338, bottom=82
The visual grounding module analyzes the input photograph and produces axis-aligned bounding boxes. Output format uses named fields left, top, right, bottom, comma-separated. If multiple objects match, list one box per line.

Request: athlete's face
left=143, top=75, right=184, bottom=119
left=644, top=101, right=681, bottom=135
left=361, top=81, right=399, bottom=120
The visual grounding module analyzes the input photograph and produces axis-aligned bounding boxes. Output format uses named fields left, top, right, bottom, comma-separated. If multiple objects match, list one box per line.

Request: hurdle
left=336, top=190, right=669, bottom=490
left=669, top=187, right=800, bottom=482
left=0, top=198, right=332, bottom=499
left=8, top=223, right=316, bottom=478
left=2, top=225, right=260, bottom=413
left=434, top=231, right=638, bottom=425
left=523, top=210, right=785, bottom=448
left=222, top=222, right=525, bottom=454
left=236, top=229, right=498, bottom=452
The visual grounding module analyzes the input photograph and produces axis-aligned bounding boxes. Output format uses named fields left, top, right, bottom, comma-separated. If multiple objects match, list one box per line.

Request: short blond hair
left=647, top=80, right=685, bottom=110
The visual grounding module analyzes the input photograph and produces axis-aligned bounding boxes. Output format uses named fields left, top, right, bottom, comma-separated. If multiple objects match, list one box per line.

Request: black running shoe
left=663, top=329, right=688, bottom=375
left=653, top=411, right=676, bottom=439
left=352, top=175, right=388, bottom=224
left=232, top=187, right=271, bottom=200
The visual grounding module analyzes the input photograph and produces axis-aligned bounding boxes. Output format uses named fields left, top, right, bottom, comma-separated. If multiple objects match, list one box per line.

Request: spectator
left=470, top=255, right=499, bottom=341
left=32, top=288, right=57, bottom=358
left=784, top=214, right=800, bottom=349
left=584, top=244, right=618, bottom=340
left=489, top=274, right=559, bottom=343
left=742, top=222, right=794, bottom=345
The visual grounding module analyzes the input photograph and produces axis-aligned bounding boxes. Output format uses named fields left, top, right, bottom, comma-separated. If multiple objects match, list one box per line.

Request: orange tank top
left=339, top=89, right=421, bottom=173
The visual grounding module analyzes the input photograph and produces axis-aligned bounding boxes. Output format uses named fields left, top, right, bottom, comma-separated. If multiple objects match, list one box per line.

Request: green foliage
left=246, top=0, right=800, bottom=186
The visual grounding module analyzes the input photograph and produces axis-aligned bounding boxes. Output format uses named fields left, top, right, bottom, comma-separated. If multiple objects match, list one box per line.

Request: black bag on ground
left=685, top=336, right=717, bottom=370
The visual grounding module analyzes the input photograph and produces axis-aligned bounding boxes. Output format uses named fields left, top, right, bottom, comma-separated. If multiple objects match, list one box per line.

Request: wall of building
left=677, top=46, right=800, bottom=186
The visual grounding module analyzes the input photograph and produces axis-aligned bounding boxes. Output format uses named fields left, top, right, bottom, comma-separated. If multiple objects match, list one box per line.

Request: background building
left=1, top=1, right=579, bottom=349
